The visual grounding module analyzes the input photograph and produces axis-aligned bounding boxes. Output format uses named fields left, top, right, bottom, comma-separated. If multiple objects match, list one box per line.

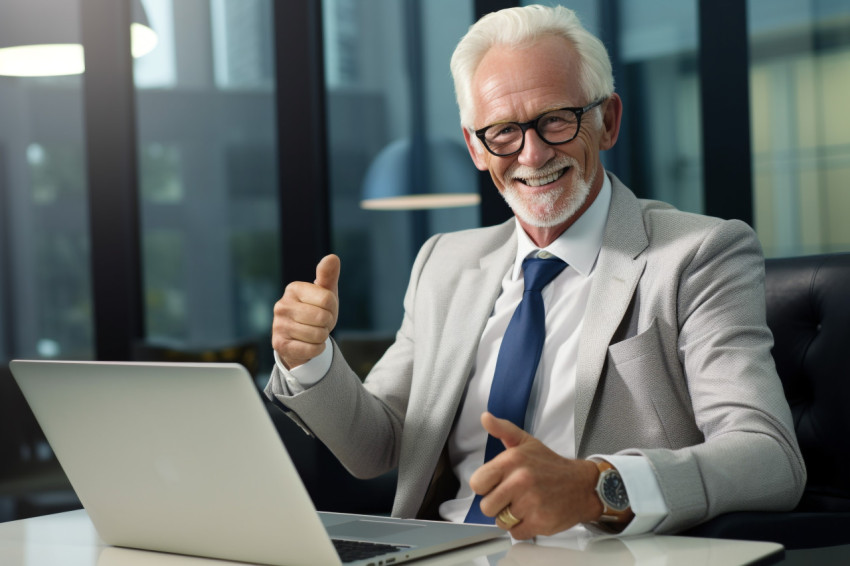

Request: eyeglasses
left=474, top=98, right=606, bottom=157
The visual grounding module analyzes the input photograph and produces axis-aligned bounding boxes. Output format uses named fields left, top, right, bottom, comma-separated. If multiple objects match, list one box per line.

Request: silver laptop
left=9, top=360, right=504, bottom=566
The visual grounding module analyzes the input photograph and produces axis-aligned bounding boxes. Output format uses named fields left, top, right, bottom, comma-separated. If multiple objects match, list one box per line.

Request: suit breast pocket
left=583, top=318, right=702, bottom=454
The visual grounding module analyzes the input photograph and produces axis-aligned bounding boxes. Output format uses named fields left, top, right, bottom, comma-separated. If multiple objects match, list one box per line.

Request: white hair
left=450, top=4, right=614, bottom=131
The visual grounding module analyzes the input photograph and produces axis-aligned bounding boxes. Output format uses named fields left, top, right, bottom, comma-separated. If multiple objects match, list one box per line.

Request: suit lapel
left=400, top=222, right=516, bottom=517
left=575, top=176, right=648, bottom=453
left=426, top=221, right=517, bottom=418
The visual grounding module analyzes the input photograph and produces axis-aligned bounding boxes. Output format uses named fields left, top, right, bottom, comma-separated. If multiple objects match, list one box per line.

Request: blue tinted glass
left=749, top=0, right=850, bottom=256
left=135, top=0, right=282, bottom=354
left=323, top=0, right=478, bottom=344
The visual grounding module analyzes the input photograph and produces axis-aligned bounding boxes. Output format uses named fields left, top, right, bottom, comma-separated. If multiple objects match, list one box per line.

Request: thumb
left=481, top=412, right=529, bottom=450
left=314, top=254, right=340, bottom=295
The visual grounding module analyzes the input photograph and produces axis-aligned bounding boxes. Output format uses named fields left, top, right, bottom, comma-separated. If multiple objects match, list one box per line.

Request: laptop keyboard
left=332, top=538, right=409, bottom=563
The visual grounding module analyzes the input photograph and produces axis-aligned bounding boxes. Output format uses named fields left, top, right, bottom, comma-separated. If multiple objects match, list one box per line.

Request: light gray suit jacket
left=266, top=174, right=806, bottom=533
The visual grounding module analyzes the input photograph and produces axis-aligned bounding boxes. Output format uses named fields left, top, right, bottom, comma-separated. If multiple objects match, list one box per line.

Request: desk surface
left=0, top=509, right=784, bottom=566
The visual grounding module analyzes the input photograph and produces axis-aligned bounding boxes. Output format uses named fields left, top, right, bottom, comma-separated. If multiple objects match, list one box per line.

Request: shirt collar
left=511, top=172, right=612, bottom=280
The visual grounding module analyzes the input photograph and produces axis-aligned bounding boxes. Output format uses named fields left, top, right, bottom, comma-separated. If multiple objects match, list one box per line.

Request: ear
left=598, top=93, right=623, bottom=151
left=462, top=127, right=490, bottom=171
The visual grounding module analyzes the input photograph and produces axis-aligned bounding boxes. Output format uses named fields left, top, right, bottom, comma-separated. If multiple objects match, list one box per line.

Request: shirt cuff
left=272, top=337, right=333, bottom=393
left=591, top=454, right=668, bottom=535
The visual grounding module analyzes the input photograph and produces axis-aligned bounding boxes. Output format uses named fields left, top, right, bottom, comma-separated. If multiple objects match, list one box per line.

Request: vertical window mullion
left=81, top=0, right=145, bottom=360
left=272, top=0, right=331, bottom=284
left=698, top=0, right=754, bottom=224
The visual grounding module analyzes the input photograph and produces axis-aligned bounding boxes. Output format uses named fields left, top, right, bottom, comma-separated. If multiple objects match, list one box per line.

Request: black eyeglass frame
left=473, top=98, right=606, bottom=157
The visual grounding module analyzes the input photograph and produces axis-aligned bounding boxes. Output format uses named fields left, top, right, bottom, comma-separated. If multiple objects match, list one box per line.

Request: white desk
left=0, top=510, right=784, bottom=566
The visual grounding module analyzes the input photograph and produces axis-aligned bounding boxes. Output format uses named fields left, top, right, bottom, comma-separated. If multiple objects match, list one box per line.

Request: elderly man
left=267, top=4, right=805, bottom=540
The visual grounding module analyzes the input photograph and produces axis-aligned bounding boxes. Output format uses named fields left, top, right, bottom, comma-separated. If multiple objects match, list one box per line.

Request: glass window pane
left=323, top=0, right=478, bottom=339
left=748, top=0, right=850, bottom=256
left=619, top=0, right=702, bottom=212
left=134, top=0, right=177, bottom=88
left=135, top=0, right=281, bottom=366
left=0, top=0, right=92, bottom=521
left=210, top=0, right=275, bottom=90
left=522, top=1, right=703, bottom=213
left=0, top=72, right=93, bottom=361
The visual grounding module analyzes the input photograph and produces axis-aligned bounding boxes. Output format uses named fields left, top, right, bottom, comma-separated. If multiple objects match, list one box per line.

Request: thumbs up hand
left=467, top=412, right=604, bottom=539
left=272, top=254, right=341, bottom=369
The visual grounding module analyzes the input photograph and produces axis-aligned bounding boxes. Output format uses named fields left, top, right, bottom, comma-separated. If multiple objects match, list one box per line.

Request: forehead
left=471, top=35, right=584, bottom=127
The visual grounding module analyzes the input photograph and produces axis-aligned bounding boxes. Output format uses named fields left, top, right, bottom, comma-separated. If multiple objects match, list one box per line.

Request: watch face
left=601, top=470, right=630, bottom=511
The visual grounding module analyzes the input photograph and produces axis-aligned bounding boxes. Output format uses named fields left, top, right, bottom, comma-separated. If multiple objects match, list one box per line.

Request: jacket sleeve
left=631, top=220, right=806, bottom=532
left=264, top=234, right=443, bottom=479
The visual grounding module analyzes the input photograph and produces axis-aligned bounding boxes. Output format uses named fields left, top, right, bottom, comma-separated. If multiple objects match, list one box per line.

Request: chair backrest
left=764, top=253, right=850, bottom=512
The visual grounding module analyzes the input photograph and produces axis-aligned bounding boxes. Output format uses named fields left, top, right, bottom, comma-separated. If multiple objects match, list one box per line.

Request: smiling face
left=462, top=35, right=621, bottom=246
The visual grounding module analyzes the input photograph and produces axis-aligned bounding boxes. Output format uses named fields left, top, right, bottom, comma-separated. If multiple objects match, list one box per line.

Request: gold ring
left=496, top=506, right=521, bottom=529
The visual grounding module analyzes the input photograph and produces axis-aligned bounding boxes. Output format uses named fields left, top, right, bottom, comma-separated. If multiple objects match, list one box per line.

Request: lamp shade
left=0, top=0, right=157, bottom=77
left=361, top=137, right=481, bottom=210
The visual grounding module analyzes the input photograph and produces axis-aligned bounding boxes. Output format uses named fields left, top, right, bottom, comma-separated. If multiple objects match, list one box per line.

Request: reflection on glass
left=140, top=143, right=182, bottom=203
left=749, top=0, right=850, bottom=256
left=526, top=1, right=703, bottom=212
left=231, top=231, right=279, bottom=338
left=33, top=229, right=93, bottom=359
left=0, top=20, right=93, bottom=503
left=135, top=1, right=281, bottom=363
left=143, top=229, right=187, bottom=341
left=28, top=143, right=86, bottom=204
left=324, top=0, right=477, bottom=335
left=134, top=0, right=176, bottom=88
left=20, top=143, right=93, bottom=360
left=619, top=0, right=702, bottom=212
left=211, top=0, right=275, bottom=90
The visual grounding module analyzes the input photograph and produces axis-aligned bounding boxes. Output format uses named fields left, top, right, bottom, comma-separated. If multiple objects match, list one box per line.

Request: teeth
left=522, top=168, right=565, bottom=187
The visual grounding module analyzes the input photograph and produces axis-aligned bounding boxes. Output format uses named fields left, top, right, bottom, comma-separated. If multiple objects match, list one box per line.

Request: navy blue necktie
left=465, top=255, right=567, bottom=524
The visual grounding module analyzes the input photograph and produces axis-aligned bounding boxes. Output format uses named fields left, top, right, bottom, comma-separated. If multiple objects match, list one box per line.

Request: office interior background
left=1, top=0, right=849, bottom=521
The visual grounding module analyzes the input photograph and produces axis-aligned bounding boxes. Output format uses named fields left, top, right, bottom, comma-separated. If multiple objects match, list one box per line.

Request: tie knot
left=521, top=256, right=567, bottom=292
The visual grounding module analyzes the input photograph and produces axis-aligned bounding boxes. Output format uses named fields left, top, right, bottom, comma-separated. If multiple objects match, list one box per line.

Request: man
left=267, top=4, right=805, bottom=540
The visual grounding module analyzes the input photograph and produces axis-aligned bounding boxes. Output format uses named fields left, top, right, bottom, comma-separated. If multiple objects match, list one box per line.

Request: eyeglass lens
left=483, top=109, right=579, bottom=155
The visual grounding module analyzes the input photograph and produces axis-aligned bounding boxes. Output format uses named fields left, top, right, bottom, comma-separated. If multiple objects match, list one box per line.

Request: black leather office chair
left=684, top=252, right=850, bottom=549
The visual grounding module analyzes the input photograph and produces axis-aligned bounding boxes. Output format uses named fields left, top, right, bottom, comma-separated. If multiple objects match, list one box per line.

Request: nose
left=517, top=128, right=554, bottom=168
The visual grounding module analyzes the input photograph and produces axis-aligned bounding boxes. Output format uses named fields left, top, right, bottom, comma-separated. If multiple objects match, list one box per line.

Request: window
left=619, top=0, right=702, bottom=212
left=135, top=0, right=282, bottom=354
left=523, top=1, right=704, bottom=212
left=749, top=0, right=850, bottom=256
left=0, top=38, right=93, bottom=360
left=323, top=0, right=478, bottom=338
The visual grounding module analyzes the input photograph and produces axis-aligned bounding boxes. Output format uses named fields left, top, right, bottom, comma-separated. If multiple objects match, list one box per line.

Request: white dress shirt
left=275, top=174, right=668, bottom=536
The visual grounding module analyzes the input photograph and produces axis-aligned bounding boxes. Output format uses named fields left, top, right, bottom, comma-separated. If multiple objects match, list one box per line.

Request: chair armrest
left=681, top=511, right=850, bottom=550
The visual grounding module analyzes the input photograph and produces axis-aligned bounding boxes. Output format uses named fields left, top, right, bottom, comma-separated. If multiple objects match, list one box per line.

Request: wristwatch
left=592, top=459, right=634, bottom=525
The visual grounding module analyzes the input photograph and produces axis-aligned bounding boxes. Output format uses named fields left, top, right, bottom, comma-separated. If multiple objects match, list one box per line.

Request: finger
left=282, top=283, right=338, bottom=323
left=314, top=254, right=340, bottom=296
left=272, top=294, right=336, bottom=368
left=481, top=411, right=529, bottom=450
left=278, top=317, right=332, bottom=345
left=506, top=520, right=535, bottom=541
left=272, top=311, right=330, bottom=349
left=277, top=291, right=336, bottom=327
left=468, top=458, right=504, bottom=498
left=478, top=483, right=514, bottom=519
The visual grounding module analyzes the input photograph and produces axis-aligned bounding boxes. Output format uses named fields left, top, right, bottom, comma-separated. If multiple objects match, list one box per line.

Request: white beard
left=501, top=158, right=595, bottom=228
